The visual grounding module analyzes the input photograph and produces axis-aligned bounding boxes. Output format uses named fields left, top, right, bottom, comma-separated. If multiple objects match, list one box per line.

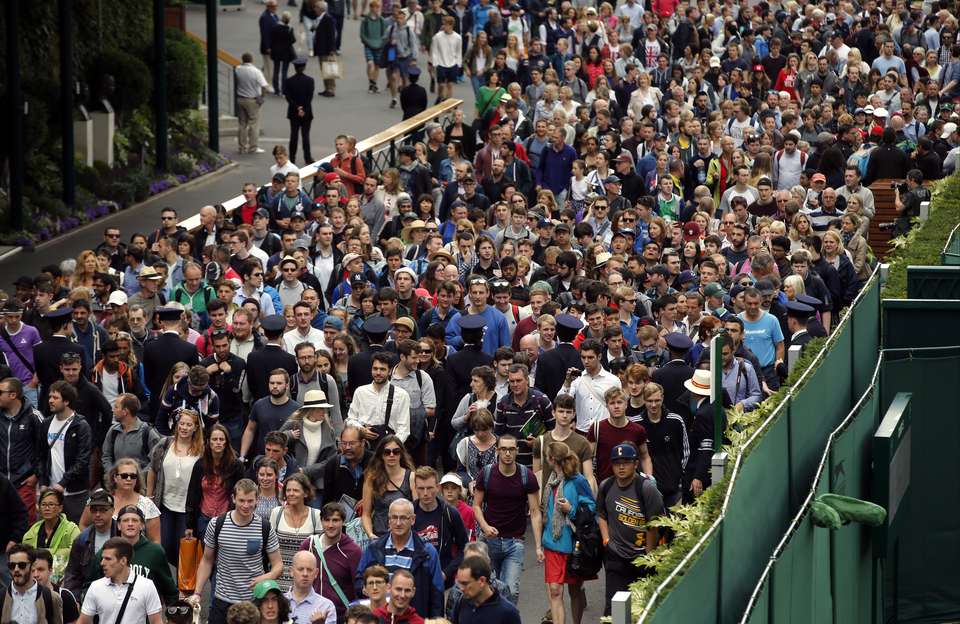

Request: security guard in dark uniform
left=650, top=333, right=695, bottom=416
left=245, top=314, right=297, bottom=402
left=400, top=65, right=428, bottom=121
left=33, top=307, right=85, bottom=413
left=284, top=57, right=315, bottom=165
left=796, top=294, right=828, bottom=338
left=347, top=316, right=394, bottom=397
left=444, top=315, right=493, bottom=400
left=142, top=306, right=200, bottom=420
left=778, top=301, right=816, bottom=382
left=535, top=314, right=584, bottom=401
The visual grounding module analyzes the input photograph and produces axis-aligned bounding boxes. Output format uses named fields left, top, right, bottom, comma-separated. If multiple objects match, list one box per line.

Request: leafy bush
left=165, top=31, right=205, bottom=113
left=88, top=49, right=152, bottom=116
left=169, top=154, right=197, bottom=176
left=884, top=173, right=960, bottom=298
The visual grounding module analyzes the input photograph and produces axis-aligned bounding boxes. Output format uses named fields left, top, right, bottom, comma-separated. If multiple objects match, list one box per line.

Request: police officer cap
left=260, top=314, right=286, bottom=333
left=556, top=314, right=583, bottom=332
left=785, top=301, right=815, bottom=317
left=43, top=307, right=73, bottom=321
left=156, top=306, right=184, bottom=322
left=458, top=314, right=486, bottom=331
left=407, top=65, right=421, bottom=77
left=795, top=294, right=822, bottom=308
left=363, top=316, right=391, bottom=335
left=292, top=57, right=308, bottom=67
left=665, top=332, right=693, bottom=351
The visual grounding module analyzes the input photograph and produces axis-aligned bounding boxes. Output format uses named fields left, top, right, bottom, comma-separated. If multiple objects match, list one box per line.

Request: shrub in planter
left=165, top=31, right=205, bottom=113
left=88, top=49, right=153, bottom=118
left=169, top=154, right=197, bottom=176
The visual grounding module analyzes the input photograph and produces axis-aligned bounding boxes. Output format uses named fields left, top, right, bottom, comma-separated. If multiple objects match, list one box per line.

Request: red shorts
left=544, top=548, right=582, bottom=585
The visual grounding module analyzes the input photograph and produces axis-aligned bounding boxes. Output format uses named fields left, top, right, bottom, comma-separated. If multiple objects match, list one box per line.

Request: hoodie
left=372, top=605, right=425, bottom=624
left=86, top=535, right=178, bottom=600
left=0, top=400, right=44, bottom=486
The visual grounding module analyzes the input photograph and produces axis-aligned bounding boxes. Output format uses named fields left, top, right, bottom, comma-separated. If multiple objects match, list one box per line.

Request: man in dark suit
left=245, top=315, right=297, bottom=402
left=651, top=333, right=696, bottom=416
left=32, top=308, right=85, bottom=413
left=443, top=315, right=493, bottom=400
left=284, top=57, right=314, bottom=165
left=313, top=1, right=338, bottom=97
left=347, top=316, right=393, bottom=397
left=535, top=314, right=584, bottom=401
left=778, top=302, right=815, bottom=381
left=400, top=65, right=428, bottom=121
left=142, top=307, right=200, bottom=420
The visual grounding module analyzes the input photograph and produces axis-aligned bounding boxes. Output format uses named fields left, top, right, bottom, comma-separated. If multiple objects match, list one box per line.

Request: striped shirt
left=203, top=511, right=280, bottom=603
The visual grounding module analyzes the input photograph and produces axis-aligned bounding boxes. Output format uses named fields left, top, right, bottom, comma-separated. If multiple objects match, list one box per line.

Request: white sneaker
left=253, top=148, right=266, bottom=153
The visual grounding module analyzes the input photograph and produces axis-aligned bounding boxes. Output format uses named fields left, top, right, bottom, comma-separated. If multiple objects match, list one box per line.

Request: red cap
left=323, top=172, right=339, bottom=184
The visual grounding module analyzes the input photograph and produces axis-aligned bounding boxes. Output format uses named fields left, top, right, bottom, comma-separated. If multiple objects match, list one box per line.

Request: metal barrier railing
left=178, top=98, right=463, bottom=231
left=187, top=32, right=239, bottom=118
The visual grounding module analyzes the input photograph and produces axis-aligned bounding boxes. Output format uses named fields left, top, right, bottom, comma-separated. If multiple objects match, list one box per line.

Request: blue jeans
left=197, top=514, right=217, bottom=597
left=22, top=386, right=38, bottom=410
left=160, top=505, right=188, bottom=567
left=482, top=536, right=525, bottom=604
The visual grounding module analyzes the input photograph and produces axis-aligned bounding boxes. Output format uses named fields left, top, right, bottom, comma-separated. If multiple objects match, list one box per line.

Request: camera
left=890, top=181, right=909, bottom=194
left=877, top=222, right=897, bottom=231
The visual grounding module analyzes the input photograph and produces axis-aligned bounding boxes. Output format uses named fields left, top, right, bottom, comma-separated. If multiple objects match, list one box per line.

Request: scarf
left=547, top=471, right=566, bottom=541
left=841, top=230, right=854, bottom=246
left=301, top=418, right=326, bottom=466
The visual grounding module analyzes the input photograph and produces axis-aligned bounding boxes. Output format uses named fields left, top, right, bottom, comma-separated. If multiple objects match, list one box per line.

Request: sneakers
left=253, top=148, right=265, bottom=153
left=390, top=98, right=397, bottom=109
left=320, top=91, right=335, bottom=98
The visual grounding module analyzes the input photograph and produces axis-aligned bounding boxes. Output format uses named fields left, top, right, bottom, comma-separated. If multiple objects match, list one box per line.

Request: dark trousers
left=209, top=597, right=233, bottom=624
left=272, top=60, right=290, bottom=94
left=603, top=549, right=646, bottom=617
left=761, top=363, right=780, bottom=391
left=332, top=13, right=344, bottom=50
left=160, top=505, right=188, bottom=567
left=289, top=117, right=313, bottom=164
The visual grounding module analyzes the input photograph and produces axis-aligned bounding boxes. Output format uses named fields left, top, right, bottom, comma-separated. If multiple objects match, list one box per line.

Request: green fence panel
left=651, top=530, right=721, bottom=623
left=882, top=300, right=960, bottom=349
left=830, top=390, right=880, bottom=624
left=942, top=224, right=960, bottom=265
left=851, top=276, right=881, bottom=395
left=880, top=355, right=960, bottom=623
left=811, top=477, right=834, bottom=623
left=770, top=514, right=816, bottom=624
left=905, top=266, right=960, bottom=299
left=721, top=414, right=792, bottom=622
left=746, top=578, right=771, bottom=624
left=788, top=329, right=853, bottom=504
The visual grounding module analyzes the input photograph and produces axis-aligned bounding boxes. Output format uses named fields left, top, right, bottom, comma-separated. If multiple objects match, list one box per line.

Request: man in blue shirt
left=738, top=287, right=784, bottom=391
left=445, top=282, right=510, bottom=356
left=536, top=127, right=577, bottom=202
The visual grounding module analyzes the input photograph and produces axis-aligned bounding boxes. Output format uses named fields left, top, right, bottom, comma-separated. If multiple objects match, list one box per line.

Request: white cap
left=873, top=107, right=888, bottom=118
left=439, top=473, right=463, bottom=488
left=942, top=122, right=958, bottom=139
left=107, top=291, right=128, bottom=306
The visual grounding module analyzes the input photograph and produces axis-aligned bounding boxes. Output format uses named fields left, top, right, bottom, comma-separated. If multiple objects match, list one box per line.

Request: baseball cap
left=611, top=443, right=638, bottom=461
left=811, top=173, right=827, bottom=183
left=86, top=489, right=114, bottom=508
left=107, top=291, right=128, bottom=307
left=440, top=473, right=464, bottom=488
left=252, top=580, right=283, bottom=601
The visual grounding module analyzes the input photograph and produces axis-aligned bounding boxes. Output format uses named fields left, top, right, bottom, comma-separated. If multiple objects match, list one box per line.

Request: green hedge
left=884, top=172, right=960, bottom=298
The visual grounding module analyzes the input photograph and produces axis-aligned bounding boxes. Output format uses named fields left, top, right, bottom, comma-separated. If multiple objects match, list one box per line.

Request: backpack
left=565, top=481, right=603, bottom=578
left=775, top=147, right=807, bottom=172
left=480, top=463, right=531, bottom=504
left=598, top=474, right=651, bottom=528
left=212, top=511, right=272, bottom=572
left=106, top=424, right=155, bottom=467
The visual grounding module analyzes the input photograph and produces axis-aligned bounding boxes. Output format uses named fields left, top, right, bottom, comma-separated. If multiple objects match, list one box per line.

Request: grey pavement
left=0, top=5, right=612, bottom=621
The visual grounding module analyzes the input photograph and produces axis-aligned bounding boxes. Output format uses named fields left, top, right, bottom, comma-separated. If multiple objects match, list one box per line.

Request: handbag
left=368, top=385, right=396, bottom=443
left=177, top=536, right=203, bottom=593
left=321, top=60, right=343, bottom=79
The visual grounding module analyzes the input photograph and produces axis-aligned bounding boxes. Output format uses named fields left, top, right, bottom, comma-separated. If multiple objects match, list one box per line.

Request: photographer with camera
left=893, top=169, right=931, bottom=236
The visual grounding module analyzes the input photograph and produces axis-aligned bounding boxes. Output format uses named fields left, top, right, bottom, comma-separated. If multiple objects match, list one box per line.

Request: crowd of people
left=0, top=0, right=951, bottom=622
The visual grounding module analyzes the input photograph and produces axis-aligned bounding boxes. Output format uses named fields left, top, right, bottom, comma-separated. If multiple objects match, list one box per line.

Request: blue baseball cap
left=610, top=443, right=638, bottom=462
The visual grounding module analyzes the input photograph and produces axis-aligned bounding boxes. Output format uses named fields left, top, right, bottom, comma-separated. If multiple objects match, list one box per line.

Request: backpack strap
left=481, top=463, right=494, bottom=492
left=384, top=384, right=395, bottom=429
left=414, top=369, right=423, bottom=390
left=39, top=584, right=54, bottom=624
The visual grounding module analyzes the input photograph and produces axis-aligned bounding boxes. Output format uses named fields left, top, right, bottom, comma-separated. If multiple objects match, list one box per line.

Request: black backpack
left=566, top=478, right=603, bottom=578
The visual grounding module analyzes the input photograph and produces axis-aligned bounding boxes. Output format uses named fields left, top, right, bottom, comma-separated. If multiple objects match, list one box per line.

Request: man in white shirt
left=559, top=339, right=622, bottom=434
left=284, top=302, right=325, bottom=354
left=430, top=17, right=462, bottom=104
left=615, top=0, right=644, bottom=30
left=40, top=381, right=92, bottom=522
left=347, top=353, right=412, bottom=443
left=285, top=551, right=337, bottom=624
left=234, top=52, right=273, bottom=154
left=4, top=544, right=64, bottom=624
left=78, top=538, right=162, bottom=624
left=772, top=131, right=806, bottom=191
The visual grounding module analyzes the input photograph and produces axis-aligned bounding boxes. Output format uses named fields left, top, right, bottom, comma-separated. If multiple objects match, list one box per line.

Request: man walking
left=284, top=58, right=315, bottom=165
left=597, top=443, right=664, bottom=617
left=738, top=287, right=784, bottom=391
left=285, top=552, right=337, bottom=624
left=78, top=538, right=162, bottom=624
left=313, top=1, right=338, bottom=98
left=472, top=434, right=543, bottom=604
left=0, top=377, right=44, bottom=523
left=241, top=369, right=301, bottom=460
left=346, top=353, right=412, bottom=445
left=4, top=544, right=64, bottom=624
left=191, top=480, right=283, bottom=624
left=236, top=52, right=272, bottom=154
left=39, top=381, right=92, bottom=522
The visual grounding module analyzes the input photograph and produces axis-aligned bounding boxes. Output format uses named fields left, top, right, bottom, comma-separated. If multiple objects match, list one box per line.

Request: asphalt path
left=5, top=5, right=613, bottom=620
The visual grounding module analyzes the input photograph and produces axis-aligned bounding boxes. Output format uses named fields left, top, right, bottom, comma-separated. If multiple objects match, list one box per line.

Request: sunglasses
left=117, top=472, right=138, bottom=480
left=383, top=447, right=403, bottom=456
left=7, top=561, right=29, bottom=571
left=166, top=607, right=192, bottom=616
left=419, top=349, right=433, bottom=354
